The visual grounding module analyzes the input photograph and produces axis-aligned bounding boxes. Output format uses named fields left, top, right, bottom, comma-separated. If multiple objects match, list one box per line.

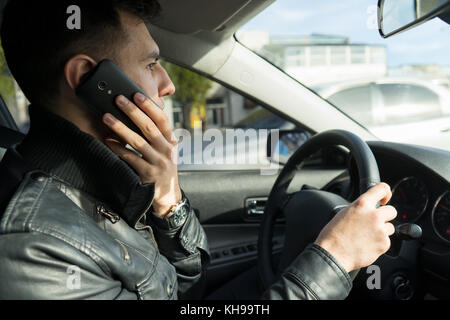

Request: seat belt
left=0, top=126, right=25, bottom=149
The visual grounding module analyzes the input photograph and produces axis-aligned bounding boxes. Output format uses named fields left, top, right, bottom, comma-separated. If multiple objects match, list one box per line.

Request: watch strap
left=150, top=193, right=189, bottom=230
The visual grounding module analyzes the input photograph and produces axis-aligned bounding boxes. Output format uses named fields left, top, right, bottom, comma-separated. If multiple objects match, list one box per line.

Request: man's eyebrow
left=141, top=50, right=160, bottom=62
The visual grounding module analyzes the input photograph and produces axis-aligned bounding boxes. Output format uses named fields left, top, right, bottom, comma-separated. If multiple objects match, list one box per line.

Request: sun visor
left=151, top=0, right=252, bottom=34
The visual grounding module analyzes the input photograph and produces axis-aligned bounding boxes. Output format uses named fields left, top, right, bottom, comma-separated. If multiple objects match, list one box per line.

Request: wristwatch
left=151, top=195, right=190, bottom=229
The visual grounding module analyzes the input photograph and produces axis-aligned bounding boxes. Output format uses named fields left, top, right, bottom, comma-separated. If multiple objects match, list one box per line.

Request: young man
left=0, top=0, right=396, bottom=299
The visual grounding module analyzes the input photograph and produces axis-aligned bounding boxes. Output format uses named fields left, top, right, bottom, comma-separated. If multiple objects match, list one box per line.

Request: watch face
left=171, top=203, right=188, bottom=227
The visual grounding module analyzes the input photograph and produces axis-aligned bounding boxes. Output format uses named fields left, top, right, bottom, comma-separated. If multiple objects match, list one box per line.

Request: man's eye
left=146, top=58, right=160, bottom=71
left=146, top=63, right=156, bottom=71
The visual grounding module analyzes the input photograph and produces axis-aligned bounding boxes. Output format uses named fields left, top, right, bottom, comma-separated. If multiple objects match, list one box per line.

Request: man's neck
left=49, top=101, right=111, bottom=142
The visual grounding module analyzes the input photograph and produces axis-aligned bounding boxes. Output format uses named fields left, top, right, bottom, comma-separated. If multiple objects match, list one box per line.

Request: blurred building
left=190, top=32, right=389, bottom=130
left=244, top=32, right=388, bottom=86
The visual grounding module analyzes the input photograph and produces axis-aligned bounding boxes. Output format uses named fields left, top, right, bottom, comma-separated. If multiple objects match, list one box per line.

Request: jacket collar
left=16, top=104, right=155, bottom=228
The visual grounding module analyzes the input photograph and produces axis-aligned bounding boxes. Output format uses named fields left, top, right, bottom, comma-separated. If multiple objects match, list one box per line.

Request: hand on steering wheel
left=315, top=182, right=396, bottom=272
left=258, top=129, right=397, bottom=289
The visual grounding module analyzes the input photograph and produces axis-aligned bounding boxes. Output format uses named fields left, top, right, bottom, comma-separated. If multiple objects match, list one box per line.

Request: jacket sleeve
left=263, top=243, right=353, bottom=300
left=148, top=199, right=210, bottom=300
left=0, top=232, right=138, bottom=300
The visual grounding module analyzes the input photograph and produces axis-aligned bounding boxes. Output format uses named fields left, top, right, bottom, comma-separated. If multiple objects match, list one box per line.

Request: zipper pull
left=97, top=204, right=120, bottom=224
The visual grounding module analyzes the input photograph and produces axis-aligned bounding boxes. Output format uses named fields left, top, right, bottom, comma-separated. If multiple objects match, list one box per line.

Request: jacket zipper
left=115, top=240, right=131, bottom=262
left=97, top=201, right=159, bottom=251
left=97, top=204, right=120, bottom=224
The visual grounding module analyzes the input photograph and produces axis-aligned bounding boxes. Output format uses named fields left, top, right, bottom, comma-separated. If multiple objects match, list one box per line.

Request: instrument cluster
left=390, top=176, right=450, bottom=245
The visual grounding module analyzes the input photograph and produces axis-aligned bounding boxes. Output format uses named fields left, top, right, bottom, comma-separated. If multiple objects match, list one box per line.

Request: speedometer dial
left=432, top=191, right=450, bottom=243
left=390, top=177, right=428, bottom=223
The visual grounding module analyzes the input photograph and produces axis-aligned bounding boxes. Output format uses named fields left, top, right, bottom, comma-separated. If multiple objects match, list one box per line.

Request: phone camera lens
left=98, top=81, right=108, bottom=91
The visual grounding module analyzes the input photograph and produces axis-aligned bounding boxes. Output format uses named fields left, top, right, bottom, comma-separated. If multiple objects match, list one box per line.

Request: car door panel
left=179, top=168, right=345, bottom=224
left=178, top=168, right=345, bottom=293
left=203, top=223, right=285, bottom=294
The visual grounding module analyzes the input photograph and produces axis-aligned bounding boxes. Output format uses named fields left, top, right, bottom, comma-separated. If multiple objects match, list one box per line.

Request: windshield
left=237, top=0, right=450, bottom=151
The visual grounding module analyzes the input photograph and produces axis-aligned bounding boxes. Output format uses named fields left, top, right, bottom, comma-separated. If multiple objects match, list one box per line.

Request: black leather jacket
left=0, top=105, right=352, bottom=300
left=0, top=163, right=208, bottom=299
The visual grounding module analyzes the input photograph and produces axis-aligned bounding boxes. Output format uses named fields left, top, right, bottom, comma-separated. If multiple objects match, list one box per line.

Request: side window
left=0, top=41, right=29, bottom=133
left=377, top=83, right=442, bottom=125
left=327, top=85, right=374, bottom=127
left=162, top=62, right=297, bottom=170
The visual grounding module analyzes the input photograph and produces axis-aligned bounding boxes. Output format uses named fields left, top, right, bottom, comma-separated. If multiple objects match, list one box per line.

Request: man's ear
left=64, top=55, right=97, bottom=89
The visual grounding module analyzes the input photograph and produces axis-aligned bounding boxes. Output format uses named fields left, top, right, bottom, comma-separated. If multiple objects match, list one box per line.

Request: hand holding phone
left=77, top=59, right=182, bottom=216
left=75, top=59, right=162, bottom=141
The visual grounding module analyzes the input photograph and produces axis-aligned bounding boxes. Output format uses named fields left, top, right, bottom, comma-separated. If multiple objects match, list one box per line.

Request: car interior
left=0, top=0, right=449, bottom=300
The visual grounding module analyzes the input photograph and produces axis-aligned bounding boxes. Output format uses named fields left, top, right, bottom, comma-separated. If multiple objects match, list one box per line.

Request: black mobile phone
left=76, top=59, right=160, bottom=140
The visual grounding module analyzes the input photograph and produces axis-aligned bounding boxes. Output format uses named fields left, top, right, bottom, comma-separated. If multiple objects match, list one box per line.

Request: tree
left=162, top=61, right=212, bottom=130
left=0, top=38, right=15, bottom=107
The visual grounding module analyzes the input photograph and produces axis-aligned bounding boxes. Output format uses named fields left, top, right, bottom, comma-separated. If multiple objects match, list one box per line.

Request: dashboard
left=368, top=142, right=450, bottom=299
left=328, top=141, right=450, bottom=299
left=380, top=161, right=450, bottom=249
left=390, top=177, right=450, bottom=244
left=369, top=142, right=450, bottom=247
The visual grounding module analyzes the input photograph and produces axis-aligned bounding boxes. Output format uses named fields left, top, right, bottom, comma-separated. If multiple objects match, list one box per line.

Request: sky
left=240, top=0, right=450, bottom=67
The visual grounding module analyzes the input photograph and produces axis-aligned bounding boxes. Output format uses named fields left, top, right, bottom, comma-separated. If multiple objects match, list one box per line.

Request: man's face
left=115, top=10, right=175, bottom=108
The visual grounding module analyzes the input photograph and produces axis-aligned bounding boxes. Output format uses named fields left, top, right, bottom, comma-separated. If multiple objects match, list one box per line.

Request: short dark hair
left=0, top=0, right=161, bottom=106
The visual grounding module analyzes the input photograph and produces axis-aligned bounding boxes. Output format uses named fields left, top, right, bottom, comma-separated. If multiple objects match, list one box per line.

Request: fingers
left=133, top=93, right=178, bottom=145
left=377, top=205, right=397, bottom=222
left=378, top=206, right=397, bottom=237
left=114, top=95, right=173, bottom=153
left=384, top=222, right=395, bottom=236
left=358, top=183, right=392, bottom=208
left=104, top=139, right=156, bottom=182
left=103, top=113, right=160, bottom=164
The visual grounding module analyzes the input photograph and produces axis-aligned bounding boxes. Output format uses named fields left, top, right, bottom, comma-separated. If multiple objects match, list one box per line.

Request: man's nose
left=159, top=72, right=175, bottom=98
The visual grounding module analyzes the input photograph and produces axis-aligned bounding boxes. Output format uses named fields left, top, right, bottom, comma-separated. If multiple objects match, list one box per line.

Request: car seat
left=0, top=94, right=25, bottom=160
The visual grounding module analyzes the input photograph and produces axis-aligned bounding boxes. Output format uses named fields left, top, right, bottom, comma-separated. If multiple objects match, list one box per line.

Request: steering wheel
left=258, top=129, right=381, bottom=289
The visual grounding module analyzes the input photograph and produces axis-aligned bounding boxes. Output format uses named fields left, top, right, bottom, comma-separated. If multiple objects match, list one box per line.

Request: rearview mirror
left=378, top=0, right=450, bottom=38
